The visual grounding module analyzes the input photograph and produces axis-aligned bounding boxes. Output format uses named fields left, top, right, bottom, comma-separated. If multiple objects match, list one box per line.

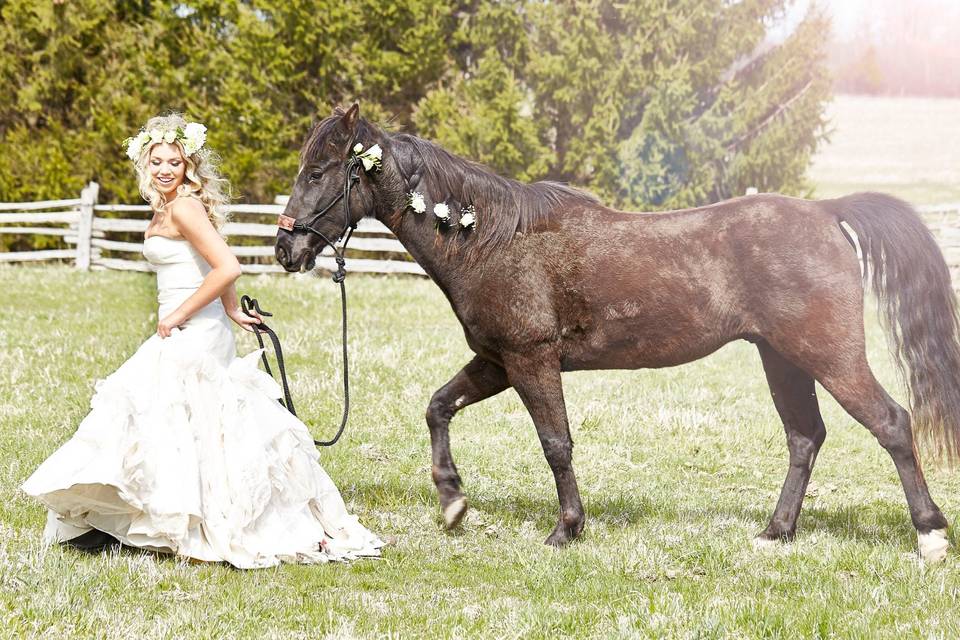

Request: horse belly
left=560, top=312, right=736, bottom=371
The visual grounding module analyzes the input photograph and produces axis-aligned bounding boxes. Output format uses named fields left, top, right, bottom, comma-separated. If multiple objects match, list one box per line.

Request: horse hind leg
left=426, top=356, right=510, bottom=529
left=777, top=338, right=950, bottom=562
left=754, top=342, right=828, bottom=547
left=817, top=361, right=949, bottom=562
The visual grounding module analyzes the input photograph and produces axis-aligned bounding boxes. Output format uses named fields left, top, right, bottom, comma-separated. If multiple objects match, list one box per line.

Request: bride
left=20, top=113, right=383, bottom=569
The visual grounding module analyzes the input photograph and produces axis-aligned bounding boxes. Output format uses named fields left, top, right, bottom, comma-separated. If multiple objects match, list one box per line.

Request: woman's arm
left=221, top=280, right=262, bottom=332
left=156, top=198, right=241, bottom=338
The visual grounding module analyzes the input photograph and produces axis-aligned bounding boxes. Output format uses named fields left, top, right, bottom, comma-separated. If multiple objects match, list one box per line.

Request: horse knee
left=426, top=392, right=456, bottom=430
left=873, top=406, right=914, bottom=457
left=787, top=426, right=825, bottom=467
left=540, top=435, right=573, bottom=469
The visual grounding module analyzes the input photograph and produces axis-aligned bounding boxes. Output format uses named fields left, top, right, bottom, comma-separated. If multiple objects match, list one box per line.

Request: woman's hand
left=227, top=305, right=262, bottom=332
left=157, top=309, right=187, bottom=338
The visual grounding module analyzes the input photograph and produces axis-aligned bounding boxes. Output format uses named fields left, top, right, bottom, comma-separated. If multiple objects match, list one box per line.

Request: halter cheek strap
left=277, top=155, right=362, bottom=282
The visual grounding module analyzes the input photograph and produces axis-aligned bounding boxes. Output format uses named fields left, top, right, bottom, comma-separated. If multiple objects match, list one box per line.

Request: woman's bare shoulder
left=168, top=196, right=214, bottom=236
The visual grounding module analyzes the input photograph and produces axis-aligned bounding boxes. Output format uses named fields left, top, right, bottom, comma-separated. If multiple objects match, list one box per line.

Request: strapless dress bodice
left=142, top=235, right=225, bottom=323
left=142, top=235, right=211, bottom=291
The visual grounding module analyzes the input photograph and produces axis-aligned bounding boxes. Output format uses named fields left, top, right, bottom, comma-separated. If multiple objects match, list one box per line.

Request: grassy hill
left=808, top=94, right=960, bottom=205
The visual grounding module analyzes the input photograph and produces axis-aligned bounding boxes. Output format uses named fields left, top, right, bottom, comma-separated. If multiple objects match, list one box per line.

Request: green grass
left=809, top=94, right=960, bottom=205
left=4, top=265, right=960, bottom=638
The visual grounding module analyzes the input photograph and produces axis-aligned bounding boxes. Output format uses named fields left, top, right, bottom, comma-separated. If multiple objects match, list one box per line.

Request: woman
left=20, top=113, right=382, bottom=569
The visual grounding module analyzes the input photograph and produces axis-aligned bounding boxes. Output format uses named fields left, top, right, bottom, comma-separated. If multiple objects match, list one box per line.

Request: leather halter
left=277, top=154, right=362, bottom=282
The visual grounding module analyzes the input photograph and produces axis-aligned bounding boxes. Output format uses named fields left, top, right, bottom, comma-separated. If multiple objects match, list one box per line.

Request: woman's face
left=148, top=142, right=186, bottom=196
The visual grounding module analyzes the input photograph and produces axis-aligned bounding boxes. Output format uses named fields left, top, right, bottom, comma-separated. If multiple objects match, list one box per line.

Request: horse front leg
left=502, top=349, right=584, bottom=546
left=426, top=355, right=509, bottom=529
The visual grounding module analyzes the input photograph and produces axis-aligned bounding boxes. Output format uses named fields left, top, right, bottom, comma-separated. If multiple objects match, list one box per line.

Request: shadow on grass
left=350, top=476, right=924, bottom=549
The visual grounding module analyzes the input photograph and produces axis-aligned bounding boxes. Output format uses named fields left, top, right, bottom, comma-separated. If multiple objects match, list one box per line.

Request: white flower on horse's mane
left=124, top=121, right=207, bottom=160
left=354, top=143, right=383, bottom=172
left=433, top=202, right=450, bottom=221
left=407, top=191, right=426, bottom=214
left=459, top=207, right=476, bottom=229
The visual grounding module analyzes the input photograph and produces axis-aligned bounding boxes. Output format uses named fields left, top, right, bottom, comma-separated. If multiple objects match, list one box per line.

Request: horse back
left=462, top=194, right=862, bottom=370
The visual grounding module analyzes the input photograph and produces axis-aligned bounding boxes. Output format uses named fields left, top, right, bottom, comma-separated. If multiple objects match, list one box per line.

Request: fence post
left=76, top=181, right=98, bottom=270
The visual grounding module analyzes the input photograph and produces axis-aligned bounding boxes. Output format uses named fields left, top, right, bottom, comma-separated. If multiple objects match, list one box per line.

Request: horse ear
left=340, top=103, right=360, bottom=133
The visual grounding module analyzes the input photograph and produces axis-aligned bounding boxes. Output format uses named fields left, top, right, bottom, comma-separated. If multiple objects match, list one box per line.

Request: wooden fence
left=0, top=181, right=426, bottom=276
left=2, top=183, right=960, bottom=283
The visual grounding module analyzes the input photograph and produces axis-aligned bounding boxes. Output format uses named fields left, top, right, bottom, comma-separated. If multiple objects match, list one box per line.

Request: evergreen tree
left=415, top=0, right=831, bottom=210
left=0, top=0, right=830, bottom=220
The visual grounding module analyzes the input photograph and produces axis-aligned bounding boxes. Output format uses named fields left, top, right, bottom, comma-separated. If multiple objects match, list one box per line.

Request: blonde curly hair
left=131, top=113, right=231, bottom=231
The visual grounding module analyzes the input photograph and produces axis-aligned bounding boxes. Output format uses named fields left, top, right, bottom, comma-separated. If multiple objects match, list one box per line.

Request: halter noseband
left=277, top=155, right=362, bottom=282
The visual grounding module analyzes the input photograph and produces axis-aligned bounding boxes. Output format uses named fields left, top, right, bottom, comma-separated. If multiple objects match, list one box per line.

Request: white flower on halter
left=407, top=191, right=426, bottom=214
left=433, top=202, right=450, bottom=222
left=459, top=205, right=476, bottom=229
left=353, top=142, right=383, bottom=172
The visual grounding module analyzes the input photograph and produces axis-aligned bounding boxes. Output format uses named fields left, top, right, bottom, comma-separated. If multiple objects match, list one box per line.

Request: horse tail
left=828, top=192, right=960, bottom=463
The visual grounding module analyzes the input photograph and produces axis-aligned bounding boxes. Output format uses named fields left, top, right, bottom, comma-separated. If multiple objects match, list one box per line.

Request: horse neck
left=374, top=205, right=467, bottom=290
left=370, top=145, right=472, bottom=290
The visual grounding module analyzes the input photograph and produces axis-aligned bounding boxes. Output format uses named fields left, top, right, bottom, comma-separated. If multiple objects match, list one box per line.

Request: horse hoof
left=544, top=532, right=569, bottom=547
left=443, top=497, right=467, bottom=530
left=752, top=535, right=780, bottom=551
left=918, top=529, right=949, bottom=564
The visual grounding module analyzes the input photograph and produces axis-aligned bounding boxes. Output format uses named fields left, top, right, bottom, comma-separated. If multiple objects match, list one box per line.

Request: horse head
left=275, top=103, right=381, bottom=272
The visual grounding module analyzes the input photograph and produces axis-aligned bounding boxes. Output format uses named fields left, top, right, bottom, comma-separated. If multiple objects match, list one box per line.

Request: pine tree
left=415, top=0, right=831, bottom=210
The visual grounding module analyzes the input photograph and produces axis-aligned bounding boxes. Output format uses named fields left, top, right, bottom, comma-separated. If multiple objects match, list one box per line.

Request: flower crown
left=123, top=122, right=207, bottom=161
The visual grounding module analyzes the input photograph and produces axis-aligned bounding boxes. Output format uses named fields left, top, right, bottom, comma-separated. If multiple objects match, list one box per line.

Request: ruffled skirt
left=20, top=299, right=382, bottom=569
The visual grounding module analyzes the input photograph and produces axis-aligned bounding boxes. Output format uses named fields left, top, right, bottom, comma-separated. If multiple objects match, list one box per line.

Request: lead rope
left=241, top=264, right=350, bottom=447
left=264, top=153, right=361, bottom=447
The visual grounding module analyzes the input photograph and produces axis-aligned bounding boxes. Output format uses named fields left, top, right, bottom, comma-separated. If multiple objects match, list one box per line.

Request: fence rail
left=2, top=184, right=960, bottom=283
left=0, top=181, right=425, bottom=276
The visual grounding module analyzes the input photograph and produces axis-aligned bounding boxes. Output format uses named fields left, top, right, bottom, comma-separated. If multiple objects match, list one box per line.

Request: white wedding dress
left=21, top=235, right=382, bottom=569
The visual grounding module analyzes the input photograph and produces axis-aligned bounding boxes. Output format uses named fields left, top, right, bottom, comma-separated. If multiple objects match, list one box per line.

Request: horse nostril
left=276, top=245, right=288, bottom=264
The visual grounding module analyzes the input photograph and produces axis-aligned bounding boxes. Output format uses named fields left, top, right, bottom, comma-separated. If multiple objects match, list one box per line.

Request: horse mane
left=300, top=112, right=600, bottom=254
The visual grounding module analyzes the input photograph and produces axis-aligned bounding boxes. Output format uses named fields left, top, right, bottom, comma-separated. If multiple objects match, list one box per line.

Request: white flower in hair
left=433, top=202, right=450, bottom=221
left=182, top=122, right=207, bottom=155
left=353, top=143, right=364, bottom=153
left=460, top=211, right=476, bottom=228
left=125, top=131, right=150, bottom=160
left=124, top=121, right=207, bottom=161
left=407, top=191, right=426, bottom=214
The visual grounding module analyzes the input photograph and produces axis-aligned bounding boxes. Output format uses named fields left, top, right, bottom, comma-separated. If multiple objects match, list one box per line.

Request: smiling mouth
left=156, top=177, right=175, bottom=186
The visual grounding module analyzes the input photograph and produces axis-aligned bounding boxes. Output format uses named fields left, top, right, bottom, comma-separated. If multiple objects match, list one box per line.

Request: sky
left=792, top=0, right=960, bottom=43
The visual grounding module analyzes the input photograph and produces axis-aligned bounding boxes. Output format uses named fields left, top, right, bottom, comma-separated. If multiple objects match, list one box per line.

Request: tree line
left=0, top=0, right=830, bottom=213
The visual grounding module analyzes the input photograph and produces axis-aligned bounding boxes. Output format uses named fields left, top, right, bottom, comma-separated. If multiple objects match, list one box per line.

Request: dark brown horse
left=275, top=104, right=960, bottom=562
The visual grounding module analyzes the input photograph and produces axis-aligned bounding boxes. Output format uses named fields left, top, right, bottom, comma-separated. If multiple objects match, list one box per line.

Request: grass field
left=5, top=264, right=960, bottom=638
left=808, top=94, right=960, bottom=205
